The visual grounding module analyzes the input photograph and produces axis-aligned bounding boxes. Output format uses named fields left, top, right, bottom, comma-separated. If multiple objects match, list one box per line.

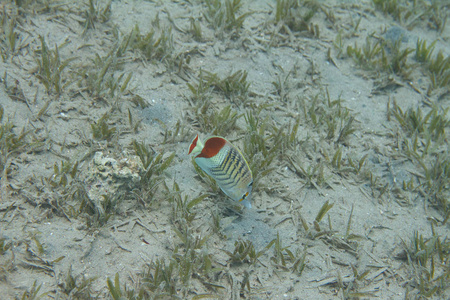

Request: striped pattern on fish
left=188, top=135, right=253, bottom=208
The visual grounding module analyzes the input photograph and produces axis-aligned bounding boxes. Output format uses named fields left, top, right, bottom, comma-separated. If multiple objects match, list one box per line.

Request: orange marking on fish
left=188, top=134, right=199, bottom=155
left=197, top=137, right=226, bottom=158
left=239, top=191, right=250, bottom=202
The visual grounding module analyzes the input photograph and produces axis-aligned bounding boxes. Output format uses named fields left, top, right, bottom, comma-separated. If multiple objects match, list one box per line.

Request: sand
left=0, top=0, right=449, bottom=299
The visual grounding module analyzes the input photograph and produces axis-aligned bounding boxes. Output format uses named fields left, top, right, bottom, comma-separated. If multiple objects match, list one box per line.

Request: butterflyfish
left=188, top=134, right=253, bottom=208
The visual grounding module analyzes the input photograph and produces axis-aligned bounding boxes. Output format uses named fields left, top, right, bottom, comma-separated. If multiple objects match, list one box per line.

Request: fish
left=188, top=134, right=253, bottom=208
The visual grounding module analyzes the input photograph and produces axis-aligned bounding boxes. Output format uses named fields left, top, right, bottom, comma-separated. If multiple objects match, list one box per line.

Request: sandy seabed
left=0, top=0, right=449, bottom=299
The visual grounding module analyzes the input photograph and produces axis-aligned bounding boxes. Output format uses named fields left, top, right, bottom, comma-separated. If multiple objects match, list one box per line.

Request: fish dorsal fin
left=197, top=137, right=226, bottom=158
